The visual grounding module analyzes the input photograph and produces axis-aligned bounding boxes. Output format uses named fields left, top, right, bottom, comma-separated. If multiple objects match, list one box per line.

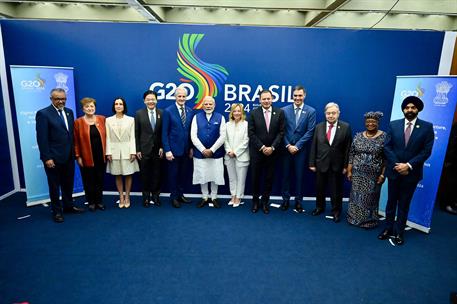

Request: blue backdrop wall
left=0, top=20, right=444, bottom=197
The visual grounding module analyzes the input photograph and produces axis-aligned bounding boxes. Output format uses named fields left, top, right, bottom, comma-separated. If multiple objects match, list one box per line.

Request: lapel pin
left=273, top=112, right=276, bottom=115
left=416, top=125, right=420, bottom=128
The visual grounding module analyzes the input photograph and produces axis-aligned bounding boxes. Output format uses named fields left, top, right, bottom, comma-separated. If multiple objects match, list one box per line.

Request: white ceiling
left=0, top=0, right=456, bottom=31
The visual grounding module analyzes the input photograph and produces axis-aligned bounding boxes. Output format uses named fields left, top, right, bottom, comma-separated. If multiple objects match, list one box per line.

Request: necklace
left=365, top=131, right=377, bottom=138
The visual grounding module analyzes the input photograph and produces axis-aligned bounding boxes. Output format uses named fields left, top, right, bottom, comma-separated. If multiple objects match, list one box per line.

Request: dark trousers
left=251, top=153, right=277, bottom=204
left=167, top=155, right=189, bottom=200
left=44, top=160, right=75, bottom=215
left=81, top=164, right=105, bottom=206
left=139, top=154, right=161, bottom=201
left=315, top=170, right=343, bottom=214
left=281, top=149, right=307, bottom=203
left=385, top=176, right=418, bottom=236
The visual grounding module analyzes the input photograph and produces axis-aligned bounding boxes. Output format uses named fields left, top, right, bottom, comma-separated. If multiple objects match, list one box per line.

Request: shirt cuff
left=407, top=162, right=412, bottom=170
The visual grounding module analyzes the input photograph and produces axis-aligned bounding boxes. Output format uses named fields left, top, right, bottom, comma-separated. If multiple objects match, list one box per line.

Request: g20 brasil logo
left=150, top=33, right=294, bottom=111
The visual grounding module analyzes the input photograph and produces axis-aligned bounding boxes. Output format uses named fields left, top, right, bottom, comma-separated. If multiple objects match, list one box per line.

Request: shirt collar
left=327, top=121, right=338, bottom=127
left=405, top=117, right=417, bottom=126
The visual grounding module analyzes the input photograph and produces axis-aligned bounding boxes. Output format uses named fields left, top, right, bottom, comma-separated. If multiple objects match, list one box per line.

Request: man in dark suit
left=36, top=88, right=84, bottom=223
left=280, top=85, right=316, bottom=213
left=162, top=86, right=194, bottom=208
left=248, top=89, right=285, bottom=214
left=309, top=102, right=352, bottom=223
left=379, top=96, right=434, bottom=245
left=135, top=90, right=163, bottom=207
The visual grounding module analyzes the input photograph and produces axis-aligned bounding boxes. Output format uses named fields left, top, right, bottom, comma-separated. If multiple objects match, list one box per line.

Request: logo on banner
left=433, top=81, right=452, bottom=107
left=20, top=73, right=45, bottom=90
left=177, top=33, right=229, bottom=109
left=400, top=83, right=424, bottom=99
left=149, top=33, right=294, bottom=111
left=54, top=72, right=69, bottom=92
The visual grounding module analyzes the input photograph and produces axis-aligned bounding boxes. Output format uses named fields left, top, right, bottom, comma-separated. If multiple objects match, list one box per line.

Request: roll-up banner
left=379, top=75, right=457, bottom=233
left=10, top=65, right=83, bottom=206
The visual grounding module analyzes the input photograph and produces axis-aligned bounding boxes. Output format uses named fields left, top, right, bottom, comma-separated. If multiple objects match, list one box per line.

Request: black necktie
left=58, top=109, right=67, bottom=129
left=180, top=106, right=186, bottom=126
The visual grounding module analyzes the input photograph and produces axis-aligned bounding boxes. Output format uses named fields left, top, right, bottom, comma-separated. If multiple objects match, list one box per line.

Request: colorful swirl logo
left=177, top=33, right=229, bottom=109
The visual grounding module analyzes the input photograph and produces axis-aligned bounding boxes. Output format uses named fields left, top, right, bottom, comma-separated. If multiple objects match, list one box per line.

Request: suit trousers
left=315, top=170, right=343, bottom=214
left=385, top=176, right=418, bottom=236
left=81, top=164, right=105, bottom=206
left=281, top=149, right=307, bottom=202
left=138, top=154, right=161, bottom=200
left=251, top=153, right=277, bottom=203
left=225, top=158, right=248, bottom=198
left=44, top=160, right=75, bottom=214
left=167, top=155, right=190, bottom=200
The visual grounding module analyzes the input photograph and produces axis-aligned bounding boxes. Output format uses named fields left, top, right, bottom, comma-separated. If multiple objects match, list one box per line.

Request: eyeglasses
left=52, top=97, right=67, bottom=101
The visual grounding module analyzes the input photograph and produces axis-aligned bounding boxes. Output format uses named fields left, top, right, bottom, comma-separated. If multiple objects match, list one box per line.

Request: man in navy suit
left=162, top=86, right=194, bottom=208
left=36, top=88, right=84, bottom=223
left=378, top=96, right=434, bottom=246
left=248, top=89, right=285, bottom=214
left=280, top=85, right=316, bottom=213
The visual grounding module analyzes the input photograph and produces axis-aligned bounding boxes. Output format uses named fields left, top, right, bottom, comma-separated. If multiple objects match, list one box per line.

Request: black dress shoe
left=333, top=213, right=341, bottom=223
left=53, top=213, right=64, bottom=223
left=212, top=199, right=221, bottom=208
left=394, top=235, right=404, bottom=246
left=143, top=200, right=151, bottom=208
left=88, top=204, right=96, bottom=212
left=251, top=202, right=259, bottom=213
left=311, top=208, right=324, bottom=216
left=445, top=205, right=457, bottom=215
left=294, top=203, right=304, bottom=213
left=65, top=206, right=85, bottom=213
left=172, top=199, right=181, bottom=208
left=178, top=196, right=191, bottom=203
left=377, top=229, right=394, bottom=240
left=152, top=195, right=161, bottom=207
left=197, top=199, right=208, bottom=208
left=96, top=203, right=106, bottom=211
left=281, top=200, right=289, bottom=211
left=262, top=204, right=270, bottom=214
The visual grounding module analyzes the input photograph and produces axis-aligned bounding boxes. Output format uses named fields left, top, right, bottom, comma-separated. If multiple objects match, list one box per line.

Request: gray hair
left=324, top=102, right=340, bottom=112
left=175, top=85, right=188, bottom=97
left=50, top=88, right=66, bottom=97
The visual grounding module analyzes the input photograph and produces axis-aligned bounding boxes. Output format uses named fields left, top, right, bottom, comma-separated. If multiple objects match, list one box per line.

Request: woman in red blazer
left=74, top=97, right=107, bottom=211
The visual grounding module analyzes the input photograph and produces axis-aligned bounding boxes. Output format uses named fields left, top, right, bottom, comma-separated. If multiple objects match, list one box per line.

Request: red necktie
left=326, top=123, right=334, bottom=142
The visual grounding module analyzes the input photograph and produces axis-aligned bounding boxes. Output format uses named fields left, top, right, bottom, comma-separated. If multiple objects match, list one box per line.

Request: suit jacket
left=384, top=118, right=434, bottom=182
left=224, top=120, right=250, bottom=162
left=36, top=105, right=75, bottom=164
left=162, top=103, right=193, bottom=157
left=248, top=106, right=285, bottom=158
left=106, top=115, right=137, bottom=160
left=135, top=108, right=162, bottom=157
left=309, top=120, right=352, bottom=172
left=283, top=103, right=316, bottom=150
left=74, top=115, right=106, bottom=167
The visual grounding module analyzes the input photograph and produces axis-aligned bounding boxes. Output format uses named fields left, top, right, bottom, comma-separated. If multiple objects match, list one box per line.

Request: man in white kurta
left=191, top=96, right=226, bottom=208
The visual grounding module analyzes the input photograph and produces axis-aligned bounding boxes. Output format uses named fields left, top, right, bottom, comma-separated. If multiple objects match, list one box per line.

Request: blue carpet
left=1, top=193, right=456, bottom=304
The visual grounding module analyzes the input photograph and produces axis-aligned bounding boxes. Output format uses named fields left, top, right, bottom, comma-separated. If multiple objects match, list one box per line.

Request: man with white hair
left=191, top=96, right=226, bottom=208
left=162, top=86, right=194, bottom=208
left=309, top=102, right=352, bottom=223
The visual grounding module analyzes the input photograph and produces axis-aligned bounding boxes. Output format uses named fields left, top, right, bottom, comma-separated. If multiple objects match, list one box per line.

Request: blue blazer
left=283, top=104, right=316, bottom=150
left=384, top=118, right=434, bottom=182
left=162, top=103, right=194, bottom=157
left=36, top=105, right=74, bottom=164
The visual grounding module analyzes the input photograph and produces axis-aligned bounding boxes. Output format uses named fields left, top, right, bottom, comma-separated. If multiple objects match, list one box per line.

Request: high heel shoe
left=119, top=197, right=125, bottom=208
left=124, top=197, right=131, bottom=208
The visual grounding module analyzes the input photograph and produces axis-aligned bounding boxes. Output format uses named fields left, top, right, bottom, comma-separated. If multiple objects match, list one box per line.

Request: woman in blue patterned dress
left=347, top=111, right=386, bottom=228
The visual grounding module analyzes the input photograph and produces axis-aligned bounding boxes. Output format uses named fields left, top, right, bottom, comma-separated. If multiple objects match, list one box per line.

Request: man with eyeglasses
left=309, top=102, right=352, bottom=223
left=36, top=88, right=85, bottom=223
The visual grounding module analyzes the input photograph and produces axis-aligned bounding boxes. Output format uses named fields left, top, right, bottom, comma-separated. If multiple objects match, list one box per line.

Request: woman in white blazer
left=224, top=103, right=250, bottom=207
left=106, top=98, right=139, bottom=208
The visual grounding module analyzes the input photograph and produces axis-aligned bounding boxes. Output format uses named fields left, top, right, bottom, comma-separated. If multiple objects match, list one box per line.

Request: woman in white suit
left=106, top=98, right=139, bottom=208
left=224, top=103, right=250, bottom=207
